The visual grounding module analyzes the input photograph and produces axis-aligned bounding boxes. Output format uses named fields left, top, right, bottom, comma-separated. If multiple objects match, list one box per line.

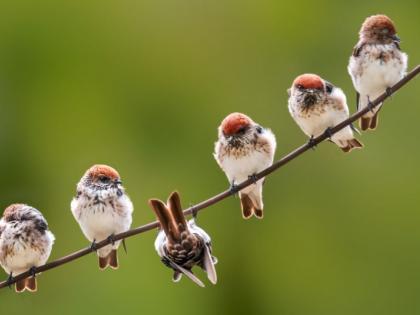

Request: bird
left=0, top=204, right=55, bottom=293
left=149, top=191, right=217, bottom=287
left=348, top=14, right=408, bottom=131
left=288, top=73, right=363, bottom=152
left=71, top=164, right=133, bottom=270
left=214, top=112, right=276, bottom=219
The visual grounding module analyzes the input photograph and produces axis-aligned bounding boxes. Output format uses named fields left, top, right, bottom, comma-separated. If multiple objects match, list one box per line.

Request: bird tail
left=149, top=191, right=191, bottom=244
left=240, top=186, right=264, bottom=219
left=15, top=277, right=37, bottom=293
left=99, top=250, right=119, bottom=270
left=341, top=138, right=364, bottom=153
left=360, top=112, right=380, bottom=131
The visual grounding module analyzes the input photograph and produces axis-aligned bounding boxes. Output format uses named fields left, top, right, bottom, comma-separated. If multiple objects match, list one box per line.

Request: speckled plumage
left=288, top=74, right=363, bottom=152
left=214, top=113, right=276, bottom=219
left=348, top=14, right=408, bottom=130
left=150, top=191, right=217, bottom=287
left=0, top=204, right=55, bottom=292
left=71, top=164, right=133, bottom=270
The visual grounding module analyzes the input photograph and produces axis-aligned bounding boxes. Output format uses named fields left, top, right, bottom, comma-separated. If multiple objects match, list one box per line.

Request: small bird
left=71, top=164, right=133, bottom=270
left=0, top=204, right=55, bottom=293
left=348, top=14, right=408, bottom=130
left=288, top=73, right=363, bottom=152
left=149, top=191, right=217, bottom=287
left=214, top=113, right=276, bottom=219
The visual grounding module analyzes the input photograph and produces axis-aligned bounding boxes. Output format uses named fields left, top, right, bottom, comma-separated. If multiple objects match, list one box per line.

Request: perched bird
left=288, top=74, right=363, bottom=152
left=150, top=191, right=217, bottom=287
left=0, top=204, right=55, bottom=293
left=71, top=164, right=133, bottom=270
left=348, top=14, right=408, bottom=130
left=214, top=112, right=276, bottom=219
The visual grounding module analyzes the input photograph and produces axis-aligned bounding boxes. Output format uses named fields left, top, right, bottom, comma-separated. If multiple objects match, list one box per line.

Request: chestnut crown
left=360, top=15, right=397, bottom=40
left=293, top=74, right=324, bottom=91
left=84, top=164, right=121, bottom=185
left=220, top=112, right=254, bottom=136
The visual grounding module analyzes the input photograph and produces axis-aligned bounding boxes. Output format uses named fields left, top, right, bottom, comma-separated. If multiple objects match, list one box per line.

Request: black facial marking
left=325, top=82, right=333, bottom=94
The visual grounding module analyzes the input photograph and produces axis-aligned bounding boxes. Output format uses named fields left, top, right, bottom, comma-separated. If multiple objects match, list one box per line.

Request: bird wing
left=167, top=191, right=189, bottom=241
left=202, top=244, right=217, bottom=285
left=352, top=41, right=365, bottom=57
left=149, top=199, right=176, bottom=244
left=167, top=260, right=205, bottom=287
left=356, top=91, right=360, bottom=111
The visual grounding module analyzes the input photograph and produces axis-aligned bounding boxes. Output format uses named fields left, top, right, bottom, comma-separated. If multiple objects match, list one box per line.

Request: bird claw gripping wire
left=308, top=135, right=317, bottom=149
left=323, top=127, right=334, bottom=140
left=248, top=174, right=259, bottom=185
left=366, top=96, right=376, bottom=114
left=107, top=234, right=116, bottom=246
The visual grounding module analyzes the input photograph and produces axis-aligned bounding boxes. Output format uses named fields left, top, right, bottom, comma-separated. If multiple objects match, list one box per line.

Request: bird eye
left=296, top=84, right=304, bottom=90
left=237, top=126, right=247, bottom=134
left=381, top=28, right=389, bottom=34
left=99, top=176, right=110, bottom=183
left=326, top=84, right=333, bottom=94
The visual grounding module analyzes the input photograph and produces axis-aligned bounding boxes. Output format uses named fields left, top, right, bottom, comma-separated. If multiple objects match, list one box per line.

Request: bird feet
left=385, top=87, right=393, bottom=97
left=229, top=181, right=239, bottom=195
left=323, top=127, right=334, bottom=139
left=366, top=96, right=375, bottom=114
left=90, top=239, right=97, bottom=251
left=308, top=136, right=317, bottom=149
left=107, top=234, right=116, bottom=246
left=191, top=204, right=198, bottom=220
left=29, top=266, right=37, bottom=278
left=248, top=174, right=259, bottom=184
left=6, top=273, right=14, bottom=289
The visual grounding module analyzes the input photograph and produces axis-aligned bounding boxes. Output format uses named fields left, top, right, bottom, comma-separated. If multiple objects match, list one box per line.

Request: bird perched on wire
left=288, top=73, right=363, bottom=153
left=0, top=204, right=55, bottom=293
left=149, top=191, right=217, bottom=287
left=71, top=164, right=133, bottom=270
left=214, top=112, right=276, bottom=219
left=348, top=14, right=408, bottom=131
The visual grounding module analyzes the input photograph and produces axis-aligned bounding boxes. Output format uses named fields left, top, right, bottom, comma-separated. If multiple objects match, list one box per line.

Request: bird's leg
left=366, top=96, right=375, bottom=113
left=107, top=234, right=116, bottom=246
left=29, top=266, right=37, bottom=278
left=190, top=203, right=198, bottom=222
left=308, top=135, right=317, bottom=149
left=248, top=174, right=259, bottom=185
left=6, top=272, right=13, bottom=289
left=90, top=239, right=97, bottom=251
left=229, top=180, right=239, bottom=195
left=323, top=127, right=334, bottom=140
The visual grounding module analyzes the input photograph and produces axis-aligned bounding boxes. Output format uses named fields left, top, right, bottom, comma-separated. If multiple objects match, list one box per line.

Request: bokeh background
left=0, top=0, right=419, bottom=314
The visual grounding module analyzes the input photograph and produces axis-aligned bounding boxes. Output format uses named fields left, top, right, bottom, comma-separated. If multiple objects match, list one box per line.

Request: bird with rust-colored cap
left=214, top=113, right=276, bottom=219
left=288, top=74, right=363, bottom=153
left=0, top=204, right=55, bottom=293
left=348, top=14, right=408, bottom=131
left=71, top=164, right=133, bottom=270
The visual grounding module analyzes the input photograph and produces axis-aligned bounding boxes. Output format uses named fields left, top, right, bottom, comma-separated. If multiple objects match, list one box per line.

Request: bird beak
left=114, top=179, right=122, bottom=185
left=392, top=34, right=400, bottom=42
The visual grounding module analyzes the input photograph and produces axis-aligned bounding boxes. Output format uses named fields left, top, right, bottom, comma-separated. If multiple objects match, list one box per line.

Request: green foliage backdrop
left=0, top=1, right=419, bottom=314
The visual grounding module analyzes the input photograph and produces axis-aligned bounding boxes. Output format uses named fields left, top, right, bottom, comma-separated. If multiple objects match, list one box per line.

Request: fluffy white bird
left=348, top=14, right=408, bottom=130
left=214, top=113, right=276, bottom=219
left=71, top=164, right=133, bottom=270
left=0, top=204, right=55, bottom=292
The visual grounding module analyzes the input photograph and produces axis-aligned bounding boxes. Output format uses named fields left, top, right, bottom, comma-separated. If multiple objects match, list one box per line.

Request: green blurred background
left=0, top=0, right=419, bottom=314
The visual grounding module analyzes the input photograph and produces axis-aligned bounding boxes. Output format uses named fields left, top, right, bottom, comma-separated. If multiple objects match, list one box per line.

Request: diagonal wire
left=0, top=65, right=419, bottom=290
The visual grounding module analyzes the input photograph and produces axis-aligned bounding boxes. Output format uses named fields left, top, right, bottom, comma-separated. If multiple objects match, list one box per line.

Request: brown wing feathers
left=167, top=191, right=189, bottom=240
left=149, top=191, right=191, bottom=244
